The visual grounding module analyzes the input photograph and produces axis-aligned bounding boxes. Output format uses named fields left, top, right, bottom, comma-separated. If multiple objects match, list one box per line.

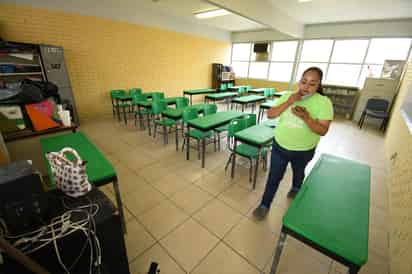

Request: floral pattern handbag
left=46, top=147, right=91, bottom=197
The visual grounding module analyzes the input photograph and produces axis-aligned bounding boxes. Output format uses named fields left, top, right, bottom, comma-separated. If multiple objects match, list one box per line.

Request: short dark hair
left=302, top=67, right=324, bottom=95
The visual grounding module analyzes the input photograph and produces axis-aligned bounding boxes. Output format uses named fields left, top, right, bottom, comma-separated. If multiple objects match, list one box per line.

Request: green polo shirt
left=273, top=91, right=333, bottom=151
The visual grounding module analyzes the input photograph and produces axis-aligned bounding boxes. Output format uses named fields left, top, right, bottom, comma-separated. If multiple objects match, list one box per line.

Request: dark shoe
left=287, top=189, right=299, bottom=199
left=252, top=205, right=269, bottom=221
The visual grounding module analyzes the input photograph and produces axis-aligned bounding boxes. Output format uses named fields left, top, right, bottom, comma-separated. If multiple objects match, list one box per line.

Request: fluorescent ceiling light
left=298, top=0, right=312, bottom=2
left=194, top=9, right=231, bottom=19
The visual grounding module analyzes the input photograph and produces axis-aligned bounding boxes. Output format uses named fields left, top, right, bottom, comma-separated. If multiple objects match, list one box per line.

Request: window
left=326, top=39, right=369, bottom=86
left=366, top=38, right=412, bottom=64
left=231, top=43, right=251, bottom=78
left=232, top=43, right=251, bottom=61
left=300, top=40, right=333, bottom=62
left=271, top=41, right=298, bottom=62
left=297, top=40, right=333, bottom=83
left=231, top=61, right=249, bottom=78
left=249, top=62, right=269, bottom=79
left=331, top=40, right=369, bottom=63
left=326, top=64, right=362, bottom=86
left=269, top=63, right=294, bottom=82
left=230, top=37, right=411, bottom=87
left=269, top=41, right=298, bottom=82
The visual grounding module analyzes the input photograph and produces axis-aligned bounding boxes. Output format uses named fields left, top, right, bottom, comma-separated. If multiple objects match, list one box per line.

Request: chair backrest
left=203, top=104, right=217, bottom=116
left=129, top=88, right=142, bottom=95
left=151, top=92, right=165, bottom=101
left=151, top=100, right=167, bottom=115
left=175, top=97, right=189, bottom=109
left=220, top=83, right=227, bottom=91
left=227, top=82, right=234, bottom=88
left=263, top=88, right=271, bottom=97
left=238, top=86, right=247, bottom=95
left=365, top=98, right=389, bottom=112
left=131, top=92, right=145, bottom=104
left=270, top=88, right=277, bottom=95
left=244, top=114, right=256, bottom=128
left=246, top=85, right=251, bottom=92
left=228, top=119, right=247, bottom=137
left=182, top=107, right=199, bottom=122
left=110, top=89, right=126, bottom=98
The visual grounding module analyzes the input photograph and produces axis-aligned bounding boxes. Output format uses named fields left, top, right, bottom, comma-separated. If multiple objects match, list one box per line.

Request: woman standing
left=253, top=67, right=334, bottom=220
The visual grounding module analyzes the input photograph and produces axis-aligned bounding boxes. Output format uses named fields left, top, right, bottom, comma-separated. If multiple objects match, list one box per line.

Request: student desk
left=204, top=92, right=238, bottom=110
left=40, top=132, right=126, bottom=234
left=231, top=95, right=266, bottom=113
left=269, top=154, right=371, bottom=274
left=273, top=90, right=290, bottom=97
left=161, top=103, right=206, bottom=120
left=187, top=111, right=244, bottom=168
left=249, top=88, right=265, bottom=94
left=258, top=100, right=278, bottom=122
left=228, top=85, right=248, bottom=91
left=232, top=125, right=274, bottom=189
left=183, top=89, right=217, bottom=105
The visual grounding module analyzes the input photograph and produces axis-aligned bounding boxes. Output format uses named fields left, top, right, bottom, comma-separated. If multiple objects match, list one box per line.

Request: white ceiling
left=140, top=0, right=266, bottom=31
left=270, top=0, right=412, bottom=24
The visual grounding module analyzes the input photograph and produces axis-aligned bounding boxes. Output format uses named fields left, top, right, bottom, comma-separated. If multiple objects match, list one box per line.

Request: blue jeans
left=260, top=140, right=315, bottom=208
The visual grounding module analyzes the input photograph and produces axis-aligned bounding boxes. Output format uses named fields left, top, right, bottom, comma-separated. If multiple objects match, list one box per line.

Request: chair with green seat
left=238, top=86, right=247, bottom=96
left=152, top=100, right=178, bottom=147
left=133, top=93, right=150, bottom=129
left=212, top=103, right=233, bottom=151
left=225, top=115, right=268, bottom=182
left=110, top=89, right=128, bottom=122
left=203, top=104, right=217, bottom=116
left=171, top=97, right=189, bottom=143
left=151, top=92, right=165, bottom=101
left=246, top=85, right=252, bottom=93
left=227, top=82, right=234, bottom=88
left=181, top=107, right=216, bottom=159
left=175, top=97, right=189, bottom=109
left=129, top=88, right=142, bottom=95
left=220, top=83, right=228, bottom=92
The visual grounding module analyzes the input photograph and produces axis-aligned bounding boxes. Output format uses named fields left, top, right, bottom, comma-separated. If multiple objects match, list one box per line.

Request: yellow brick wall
left=384, top=56, right=412, bottom=274
left=0, top=3, right=231, bottom=120
left=235, top=78, right=297, bottom=92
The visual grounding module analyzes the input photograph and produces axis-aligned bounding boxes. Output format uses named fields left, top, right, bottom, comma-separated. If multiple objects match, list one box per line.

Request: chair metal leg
left=197, top=140, right=201, bottom=160
left=216, top=132, right=221, bottom=151
left=225, top=154, right=233, bottom=171
left=153, top=124, right=157, bottom=138
left=175, top=125, right=179, bottom=151
left=163, top=125, right=167, bottom=144
left=214, top=135, right=217, bottom=152
left=249, top=158, right=253, bottom=183
left=181, top=136, right=186, bottom=152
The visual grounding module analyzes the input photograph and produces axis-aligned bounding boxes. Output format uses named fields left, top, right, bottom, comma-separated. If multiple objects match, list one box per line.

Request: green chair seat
left=235, top=143, right=266, bottom=158
left=215, top=123, right=230, bottom=133
left=154, top=118, right=176, bottom=127
left=188, top=129, right=213, bottom=139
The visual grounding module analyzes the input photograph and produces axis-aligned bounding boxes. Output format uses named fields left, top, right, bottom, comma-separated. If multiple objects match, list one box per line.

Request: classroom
left=0, top=0, right=411, bottom=274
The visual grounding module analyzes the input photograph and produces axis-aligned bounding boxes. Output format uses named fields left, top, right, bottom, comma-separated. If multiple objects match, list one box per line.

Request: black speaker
left=0, top=161, right=49, bottom=235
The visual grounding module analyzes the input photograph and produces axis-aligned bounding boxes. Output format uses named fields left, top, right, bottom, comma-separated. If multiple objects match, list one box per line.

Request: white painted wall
left=206, top=0, right=303, bottom=38
left=0, top=0, right=231, bottom=41
left=304, top=19, right=412, bottom=39
left=231, top=29, right=294, bottom=43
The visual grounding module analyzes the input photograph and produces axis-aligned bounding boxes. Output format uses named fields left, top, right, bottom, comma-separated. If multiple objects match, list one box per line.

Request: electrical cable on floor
left=2, top=203, right=101, bottom=274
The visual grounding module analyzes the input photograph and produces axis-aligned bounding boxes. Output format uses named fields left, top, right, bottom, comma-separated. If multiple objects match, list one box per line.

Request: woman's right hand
left=286, top=92, right=302, bottom=105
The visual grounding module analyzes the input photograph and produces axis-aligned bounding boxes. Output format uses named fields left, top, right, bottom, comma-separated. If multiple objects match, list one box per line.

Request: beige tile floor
left=80, top=106, right=389, bottom=274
